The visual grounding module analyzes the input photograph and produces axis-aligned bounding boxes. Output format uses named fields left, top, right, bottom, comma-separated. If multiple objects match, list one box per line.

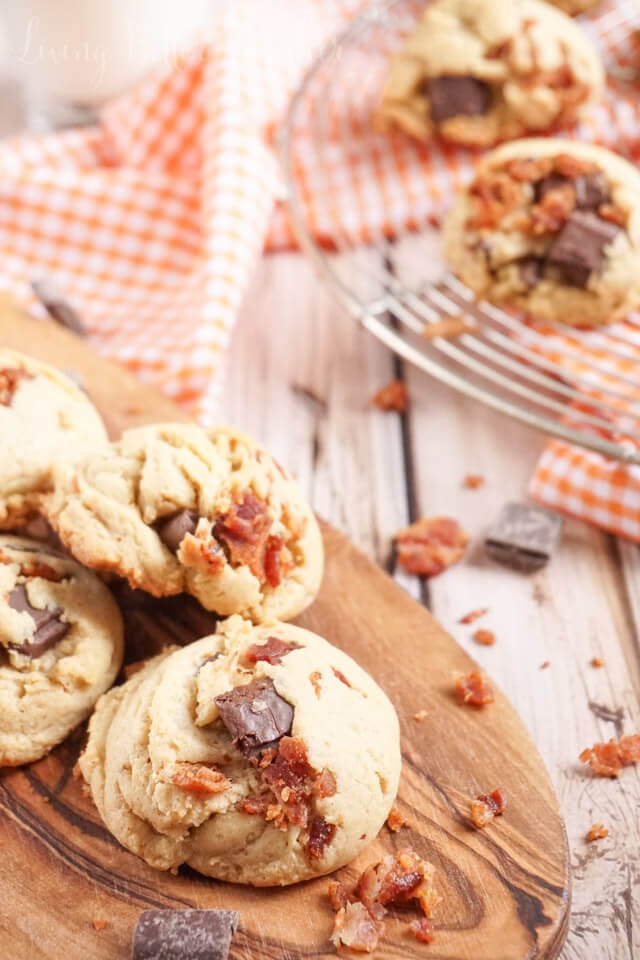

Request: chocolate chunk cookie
left=375, top=0, right=603, bottom=146
left=45, top=424, right=323, bottom=622
left=78, top=617, right=401, bottom=885
left=0, top=536, right=124, bottom=766
left=0, top=350, right=108, bottom=530
left=443, top=138, right=640, bottom=326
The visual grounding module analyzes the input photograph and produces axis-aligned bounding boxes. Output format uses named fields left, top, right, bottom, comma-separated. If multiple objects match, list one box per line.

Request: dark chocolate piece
left=547, top=210, right=619, bottom=288
left=156, top=510, right=198, bottom=553
left=31, top=278, right=87, bottom=336
left=425, top=75, right=491, bottom=123
left=132, top=909, right=239, bottom=960
left=519, top=256, right=544, bottom=289
left=536, top=172, right=610, bottom=211
left=7, top=584, right=70, bottom=657
left=485, top=502, right=563, bottom=573
left=215, top=677, right=293, bottom=759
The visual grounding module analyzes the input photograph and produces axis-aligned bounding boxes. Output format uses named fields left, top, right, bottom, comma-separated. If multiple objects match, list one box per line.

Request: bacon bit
left=213, top=490, right=273, bottom=581
left=309, top=670, right=322, bottom=698
left=579, top=734, right=640, bottom=777
left=331, top=901, right=385, bottom=953
left=240, top=794, right=271, bottom=817
left=586, top=822, right=608, bottom=842
left=166, top=762, right=230, bottom=794
left=395, top=516, right=469, bottom=577
left=410, top=918, right=435, bottom=943
left=468, top=174, right=526, bottom=230
left=473, top=628, right=496, bottom=647
left=422, top=315, right=475, bottom=340
left=590, top=656, right=605, bottom=668
left=262, top=735, right=317, bottom=827
left=459, top=608, right=489, bottom=625
left=371, top=379, right=408, bottom=413
left=386, top=807, right=410, bottom=832
left=503, top=156, right=554, bottom=182
left=414, top=709, right=428, bottom=721
left=307, top=815, right=336, bottom=860
left=328, top=880, right=353, bottom=911
left=553, top=154, right=597, bottom=179
left=263, top=534, right=283, bottom=587
left=470, top=788, right=507, bottom=829
left=455, top=671, right=495, bottom=707
left=462, top=474, right=484, bottom=489
left=530, top=184, right=575, bottom=235
left=20, top=561, right=64, bottom=581
left=0, top=367, right=32, bottom=406
left=316, top=767, right=337, bottom=798
left=427, top=213, right=441, bottom=229
left=539, top=660, right=551, bottom=670
left=244, top=636, right=301, bottom=665
left=598, top=203, right=628, bottom=227
left=358, top=849, right=440, bottom=918
left=92, top=919, right=107, bottom=932
left=332, top=667, right=352, bottom=688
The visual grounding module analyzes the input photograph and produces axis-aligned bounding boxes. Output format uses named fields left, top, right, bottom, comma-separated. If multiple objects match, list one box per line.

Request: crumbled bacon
left=332, top=667, right=352, bottom=688
left=473, top=628, right=496, bottom=647
left=328, top=880, right=353, bottom=911
left=579, top=734, right=640, bottom=778
left=264, top=534, right=291, bottom=588
left=470, top=788, right=507, bottom=829
left=386, top=807, right=410, bottom=832
left=468, top=174, right=526, bottom=230
left=20, top=561, right=64, bottom=581
left=213, top=490, right=273, bottom=581
left=166, top=762, right=230, bottom=794
left=239, top=794, right=271, bottom=817
left=316, top=767, right=337, bottom=798
left=244, top=636, right=301, bottom=665
left=371, top=379, right=408, bottom=413
left=357, top=849, right=440, bottom=918
left=92, top=918, right=107, bottom=932
left=530, top=185, right=575, bottom=235
left=553, top=154, right=597, bottom=179
left=395, top=516, right=469, bottom=577
left=459, top=608, right=489, bottom=625
left=503, top=156, right=554, bottom=182
left=462, top=474, right=484, bottom=489
left=310, top=670, right=322, bottom=698
left=455, top=671, right=495, bottom=707
left=598, top=203, right=628, bottom=227
left=590, top=656, right=604, bottom=668
left=331, top=902, right=385, bottom=953
left=586, top=822, right=608, bottom=842
left=307, top=815, right=336, bottom=860
left=410, top=918, right=435, bottom=943
left=0, top=367, right=32, bottom=406
left=540, top=660, right=551, bottom=670
left=262, top=736, right=317, bottom=827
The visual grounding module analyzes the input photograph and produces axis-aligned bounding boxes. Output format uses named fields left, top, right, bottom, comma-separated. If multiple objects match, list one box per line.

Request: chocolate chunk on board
left=547, top=210, right=619, bottom=288
left=485, top=502, right=563, bottom=573
left=132, top=909, right=239, bottom=960
left=7, top=584, right=70, bottom=657
left=425, top=75, right=491, bottom=123
left=156, top=510, right=198, bottom=553
left=31, top=278, right=87, bottom=336
left=215, top=677, right=293, bottom=759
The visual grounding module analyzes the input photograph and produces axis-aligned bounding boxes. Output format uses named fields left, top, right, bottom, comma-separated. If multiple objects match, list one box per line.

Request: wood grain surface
left=0, top=309, right=569, bottom=958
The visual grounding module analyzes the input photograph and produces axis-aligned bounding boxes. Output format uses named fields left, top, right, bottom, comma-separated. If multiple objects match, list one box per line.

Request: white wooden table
left=224, top=246, right=640, bottom=960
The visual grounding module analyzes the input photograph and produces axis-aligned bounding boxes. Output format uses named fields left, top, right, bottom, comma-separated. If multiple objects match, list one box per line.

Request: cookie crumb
left=586, top=822, right=608, bottom=842
left=414, top=709, right=428, bottom=721
left=92, top=918, right=107, bottom=931
left=463, top=474, right=485, bottom=489
left=386, top=807, right=410, bottom=832
left=370, top=379, right=408, bottom=413
left=590, top=656, right=604, bottom=668
left=473, top=628, right=496, bottom=646
left=459, top=607, right=489, bottom=625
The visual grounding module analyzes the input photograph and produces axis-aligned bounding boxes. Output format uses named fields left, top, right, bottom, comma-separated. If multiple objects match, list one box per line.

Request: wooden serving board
left=0, top=313, right=570, bottom=960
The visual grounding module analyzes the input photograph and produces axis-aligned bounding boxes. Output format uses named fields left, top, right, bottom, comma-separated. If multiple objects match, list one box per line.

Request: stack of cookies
left=0, top=349, right=401, bottom=886
left=376, top=0, right=640, bottom=326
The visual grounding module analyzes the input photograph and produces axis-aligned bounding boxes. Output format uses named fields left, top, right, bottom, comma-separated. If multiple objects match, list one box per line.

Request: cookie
left=45, top=424, right=323, bottom=621
left=78, top=616, right=401, bottom=885
left=0, top=350, right=109, bottom=530
left=442, top=138, right=640, bottom=326
left=0, top=536, right=124, bottom=766
left=375, top=0, right=602, bottom=146
left=548, top=0, right=601, bottom=13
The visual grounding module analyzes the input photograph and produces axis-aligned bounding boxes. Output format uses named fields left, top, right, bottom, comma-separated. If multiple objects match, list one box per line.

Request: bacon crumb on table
left=470, top=788, right=507, bottom=829
left=454, top=671, right=495, bottom=707
left=590, top=656, right=605, bottom=668
left=410, top=918, right=435, bottom=943
left=586, top=823, right=608, bottom=842
left=92, top=919, right=107, bottom=931
left=579, top=734, right=640, bottom=777
left=395, top=516, right=469, bottom=577
left=462, top=474, right=485, bottom=489
left=459, top=608, right=489, bottom=625
left=539, top=661, right=551, bottom=670
left=473, top=628, right=496, bottom=647
left=370, top=379, right=408, bottom=413
left=386, top=807, right=410, bottom=832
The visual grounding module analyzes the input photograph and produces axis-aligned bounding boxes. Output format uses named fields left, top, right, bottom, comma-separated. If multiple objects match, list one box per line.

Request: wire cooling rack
left=278, top=0, right=640, bottom=465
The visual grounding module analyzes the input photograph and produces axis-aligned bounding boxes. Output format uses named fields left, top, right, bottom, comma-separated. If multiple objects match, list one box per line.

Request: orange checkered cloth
left=1, top=0, right=639, bottom=540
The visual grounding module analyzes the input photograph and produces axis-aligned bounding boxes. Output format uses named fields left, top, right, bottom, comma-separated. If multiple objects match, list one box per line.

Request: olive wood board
left=0, top=312, right=570, bottom=959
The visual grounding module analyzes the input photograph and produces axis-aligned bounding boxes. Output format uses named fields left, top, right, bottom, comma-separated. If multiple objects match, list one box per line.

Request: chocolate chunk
left=133, top=909, right=239, bottom=960
left=156, top=510, right=198, bottom=553
left=485, top=502, right=563, bottom=573
left=536, top=172, right=610, bottom=211
left=7, top=584, right=70, bottom=657
left=547, top=210, right=619, bottom=288
left=519, top=257, right=544, bottom=289
left=31, top=278, right=87, bottom=336
left=425, top=75, right=491, bottom=123
left=215, top=677, right=293, bottom=759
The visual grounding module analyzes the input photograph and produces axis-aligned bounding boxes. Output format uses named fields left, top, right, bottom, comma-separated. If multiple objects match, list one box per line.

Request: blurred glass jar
left=1, top=0, right=212, bottom=129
